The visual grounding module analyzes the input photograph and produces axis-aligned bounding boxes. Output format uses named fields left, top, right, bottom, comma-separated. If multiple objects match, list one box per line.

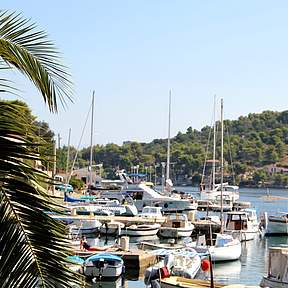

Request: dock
left=73, top=249, right=157, bottom=275
left=51, top=214, right=166, bottom=224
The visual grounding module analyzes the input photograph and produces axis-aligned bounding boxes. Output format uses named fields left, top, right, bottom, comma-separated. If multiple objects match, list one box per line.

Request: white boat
left=84, top=253, right=124, bottom=279
left=101, top=183, right=196, bottom=213
left=52, top=216, right=102, bottom=234
left=158, top=214, right=194, bottom=238
left=266, top=213, right=288, bottom=235
left=139, top=206, right=165, bottom=221
left=120, top=223, right=160, bottom=237
left=195, top=233, right=242, bottom=262
left=144, top=248, right=201, bottom=285
left=225, top=209, right=259, bottom=241
left=200, top=183, right=239, bottom=202
left=137, top=241, right=185, bottom=251
left=100, top=221, right=125, bottom=236
left=260, top=246, right=288, bottom=287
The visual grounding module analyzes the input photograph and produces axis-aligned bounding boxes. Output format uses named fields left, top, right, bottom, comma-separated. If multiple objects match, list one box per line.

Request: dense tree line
left=56, top=110, right=288, bottom=187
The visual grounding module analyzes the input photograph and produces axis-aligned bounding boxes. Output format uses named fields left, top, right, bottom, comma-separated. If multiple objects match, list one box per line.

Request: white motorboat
left=137, top=241, right=185, bottom=251
left=144, top=248, right=201, bottom=284
left=200, top=183, right=239, bottom=202
left=225, top=209, right=259, bottom=241
left=266, top=213, right=288, bottom=235
left=52, top=215, right=102, bottom=234
left=120, top=223, right=160, bottom=237
left=139, top=206, right=165, bottom=221
left=260, top=246, right=288, bottom=287
left=84, top=253, right=124, bottom=279
left=100, top=221, right=125, bottom=236
left=195, top=233, right=242, bottom=262
left=101, top=183, right=196, bottom=213
left=158, top=214, right=194, bottom=238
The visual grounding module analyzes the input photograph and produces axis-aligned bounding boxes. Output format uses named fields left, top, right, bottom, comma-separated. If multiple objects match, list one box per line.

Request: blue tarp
left=85, top=253, right=123, bottom=263
left=127, top=173, right=147, bottom=177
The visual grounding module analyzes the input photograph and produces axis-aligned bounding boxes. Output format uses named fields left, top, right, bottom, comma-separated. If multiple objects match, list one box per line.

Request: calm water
left=87, top=187, right=288, bottom=287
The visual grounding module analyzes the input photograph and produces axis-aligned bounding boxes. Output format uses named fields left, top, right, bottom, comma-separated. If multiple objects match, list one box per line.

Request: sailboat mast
left=89, top=91, right=95, bottom=187
left=65, top=128, right=71, bottom=183
left=220, top=98, right=224, bottom=231
left=166, top=89, right=171, bottom=182
left=212, top=95, right=216, bottom=190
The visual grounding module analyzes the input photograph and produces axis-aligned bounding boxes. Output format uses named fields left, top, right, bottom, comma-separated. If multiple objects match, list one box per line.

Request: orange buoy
left=201, top=259, right=210, bottom=272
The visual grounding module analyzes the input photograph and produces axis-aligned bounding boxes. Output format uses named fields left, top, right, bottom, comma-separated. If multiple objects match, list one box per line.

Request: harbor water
left=86, top=187, right=288, bottom=287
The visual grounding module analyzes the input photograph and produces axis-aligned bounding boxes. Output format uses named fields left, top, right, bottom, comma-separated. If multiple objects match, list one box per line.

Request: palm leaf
left=0, top=102, right=82, bottom=287
left=0, top=11, right=72, bottom=112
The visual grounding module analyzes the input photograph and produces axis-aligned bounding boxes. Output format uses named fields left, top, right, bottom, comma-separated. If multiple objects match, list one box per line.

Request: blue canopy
left=64, top=192, right=87, bottom=203
left=85, top=253, right=123, bottom=263
left=127, top=173, right=147, bottom=177
left=67, top=255, right=84, bottom=264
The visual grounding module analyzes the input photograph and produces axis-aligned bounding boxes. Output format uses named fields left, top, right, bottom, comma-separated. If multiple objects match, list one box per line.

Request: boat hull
left=267, top=218, right=288, bottom=235
left=120, top=227, right=159, bottom=237
left=260, top=276, right=288, bottom=288
left=158, top=228, right=193, bottom=238
left=209, top=242, right=242, bottom=262
left=84, top=265, right=123, bottom=278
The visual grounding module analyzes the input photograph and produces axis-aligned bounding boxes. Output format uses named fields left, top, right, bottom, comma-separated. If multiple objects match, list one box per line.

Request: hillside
left=57, top=110, right=288, bottom=187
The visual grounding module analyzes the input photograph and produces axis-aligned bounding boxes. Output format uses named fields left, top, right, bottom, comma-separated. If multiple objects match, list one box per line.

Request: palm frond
left=0, top=102, right=82, bottom=287
left=0, top=11, right=73, bottom=112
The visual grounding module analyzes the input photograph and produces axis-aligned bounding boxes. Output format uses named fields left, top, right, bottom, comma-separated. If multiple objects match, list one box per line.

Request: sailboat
left=200, top=96, right=239, bottom=203
left=195, top=99, right=242, bottom=262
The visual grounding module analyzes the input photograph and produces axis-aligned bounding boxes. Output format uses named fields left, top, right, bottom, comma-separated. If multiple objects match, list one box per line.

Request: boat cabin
left=226, top=211, right=248, bottom=231
left=164, top=214, right=189, bottom=228
left=140, top=206, right=163, bottom=218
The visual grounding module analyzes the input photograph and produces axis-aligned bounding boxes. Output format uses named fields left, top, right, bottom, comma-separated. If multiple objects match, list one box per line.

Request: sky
left=1, top=1, right=288, bottom=147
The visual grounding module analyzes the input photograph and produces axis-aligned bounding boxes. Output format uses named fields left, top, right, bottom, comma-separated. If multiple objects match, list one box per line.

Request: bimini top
left=85, top=253, right=123, bottom=262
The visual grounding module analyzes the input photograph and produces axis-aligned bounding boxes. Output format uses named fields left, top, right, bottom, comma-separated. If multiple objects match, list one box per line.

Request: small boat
left=266, top=213, right=288, bottom=235
left=120, top=223, right=160, bottom=237
left=83, top=253, right=124, bottom=279
left=66, top=256, right=84, bottom=273
left=100, top=221, right=125, bottom=236
left=195, top=233, right=241, bottom=262
left=260, top=246, right=288, bottom=288
left=158, top=214, right=194, bottom=238
left=144, top=248, right=201, bottom=285
left=192, top=215, right=221, bottom=235
left=139, top=206, right=165, bottom=221
left=225, top=209, right=259, bottom=241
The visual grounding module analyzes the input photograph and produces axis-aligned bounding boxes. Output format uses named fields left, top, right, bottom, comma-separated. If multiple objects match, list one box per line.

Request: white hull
left=158, top=227, right=193, bottom=238
left=209, top=242, right=242, bottom=262
left=120, top=227, right=159, bottom=237
left=260, top=277, right=288, bottom=288
left=84, top=265, right=123, bottom=278
left=267, top=219, right=288, bottom=234
left=225, top=229, right=258, bottom=241
left=201, top=190, right=239, bottom=202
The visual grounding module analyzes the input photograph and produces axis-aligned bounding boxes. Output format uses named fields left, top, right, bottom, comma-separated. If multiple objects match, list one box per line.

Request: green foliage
left=69, top=176, right=85, bottom=190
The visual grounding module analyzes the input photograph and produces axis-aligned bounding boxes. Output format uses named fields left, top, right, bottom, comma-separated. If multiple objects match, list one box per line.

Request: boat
left=137, top=240, right=186, bottom=251
left=55, top=216, right=102, bottom=234
left=83, top=253, right=124, bottom=279
left=120, top=223, right=160, bottom=237
left=192, top=215, right=221, bottom=235
left=100, top=221, right=125, bottom=236
left=266, top=213, right=288, bottom=235
left=66, top=256, right=84, bottom=273
left=200, top=97, right=239, bottom=203
left=158, top=214, right=194, bottom=238
left=195, top=99, right=241, bottom=262
left=101, top=183, right=196, bottom=213
left=144, top=248, right=201, bottom=285
left=139, top=206, right=165, bottom=221
left=225, top=209, right=259, bottom=241
left=195, top=233, right=242, bottom=262
left=260, top=246, right=288, bottom=287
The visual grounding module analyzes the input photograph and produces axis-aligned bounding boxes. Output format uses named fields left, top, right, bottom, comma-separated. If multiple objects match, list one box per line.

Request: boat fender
left=201, top=259, right=210, bottom=272
left=160, top=266, right=170, bottom=279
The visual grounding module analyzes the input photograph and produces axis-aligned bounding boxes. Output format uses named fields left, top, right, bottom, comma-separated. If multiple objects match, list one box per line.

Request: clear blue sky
left=2, top=1, right=288, bottom=147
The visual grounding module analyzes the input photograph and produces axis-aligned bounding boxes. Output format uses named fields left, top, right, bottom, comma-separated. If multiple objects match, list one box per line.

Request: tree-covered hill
left=57, top=110, right=288, bottom=187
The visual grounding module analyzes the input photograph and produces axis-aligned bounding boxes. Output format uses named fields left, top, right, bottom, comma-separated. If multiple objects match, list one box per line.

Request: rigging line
left=67, top=102, right=92, bottom=185
left=227, top=125, right=236, bottom=185
left=201, top=106, right=215, bottom=186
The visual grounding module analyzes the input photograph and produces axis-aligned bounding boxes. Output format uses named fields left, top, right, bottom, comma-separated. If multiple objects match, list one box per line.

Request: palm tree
left=0, top=11, right=82, bottom=287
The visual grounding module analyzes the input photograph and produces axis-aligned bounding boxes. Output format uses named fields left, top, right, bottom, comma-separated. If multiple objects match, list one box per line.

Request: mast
left=212, top=95, right=216, bottom=190
left=220, top=98, right=224, bottom=232
left=89, top=91, right=95, bottom=187
left=65, top=128, right=71, bottom=182
left=166, top=89, right=171, bottom=182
